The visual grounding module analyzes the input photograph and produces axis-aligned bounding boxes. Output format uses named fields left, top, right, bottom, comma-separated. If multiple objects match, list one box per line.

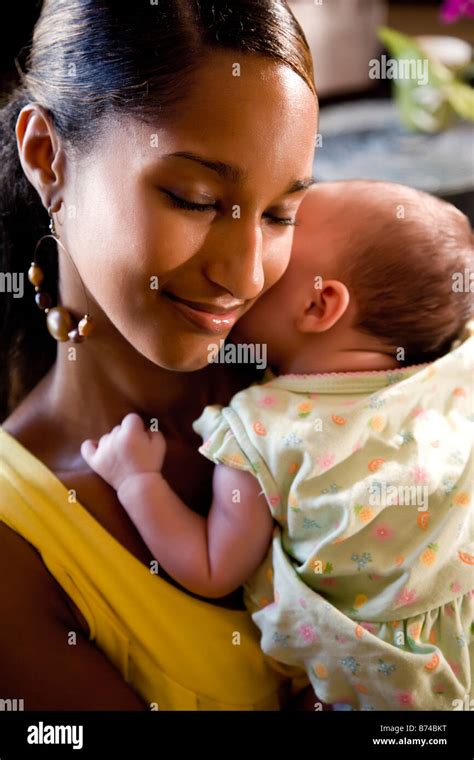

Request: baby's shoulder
left=229, top=382, right=303, bottom=416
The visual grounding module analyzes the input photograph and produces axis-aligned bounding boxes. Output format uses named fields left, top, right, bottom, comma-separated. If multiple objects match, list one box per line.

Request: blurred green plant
left=378, top=26, right=474, bottom=132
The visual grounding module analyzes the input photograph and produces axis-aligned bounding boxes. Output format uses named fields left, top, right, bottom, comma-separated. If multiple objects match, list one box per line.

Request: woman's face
left=61, top=51, right=317, bottom=371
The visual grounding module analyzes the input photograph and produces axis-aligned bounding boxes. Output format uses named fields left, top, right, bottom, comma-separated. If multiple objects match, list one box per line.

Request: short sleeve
left=192, top=405, right=255, bottom=474
left=193, top=404, right=281, bottom=516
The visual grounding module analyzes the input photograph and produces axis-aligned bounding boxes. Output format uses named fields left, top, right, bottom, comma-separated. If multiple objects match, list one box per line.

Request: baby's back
left=231, top=339, right=473, bottom=621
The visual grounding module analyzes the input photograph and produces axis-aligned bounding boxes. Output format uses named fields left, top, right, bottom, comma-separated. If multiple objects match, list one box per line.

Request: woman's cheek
left=145, top=210, right=208, bottom=271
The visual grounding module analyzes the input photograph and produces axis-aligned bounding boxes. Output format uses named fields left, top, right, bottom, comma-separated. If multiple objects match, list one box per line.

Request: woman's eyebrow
left=162, top=151, right=316, bottom=194
left=285, top=177, right=317, bottom=194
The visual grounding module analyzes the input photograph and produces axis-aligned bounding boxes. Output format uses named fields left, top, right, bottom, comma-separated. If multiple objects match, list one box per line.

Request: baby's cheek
left=232, top=301, right=265, bottom=342
left=266, top=245, right=292, bottom=290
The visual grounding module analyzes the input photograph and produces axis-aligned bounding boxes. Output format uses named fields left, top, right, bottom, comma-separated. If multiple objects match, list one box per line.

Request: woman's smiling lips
left=162, top=292, right=245, bottom=334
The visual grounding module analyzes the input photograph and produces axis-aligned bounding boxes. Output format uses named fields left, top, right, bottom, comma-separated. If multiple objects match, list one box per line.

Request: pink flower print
left=395, top=690, right=414, bottom=707
left=448, top=659, right=461, bottom=676
left=258, top=394, right=277, bottom=408
left=373, top=523, right=395, bottom=542
left=321, top=578, right=337, bottom=587
left=298, top=624, right=318, bottom=644
left=451, top=581, right=462, bottom=594
left=298, top=598, right=307, bottom=609
left=316, top=453, right=335, bottom=471
left=411, top=406, right=428, bottom=420
left=360, top=622, right=378, bottom=634
left=309, top=393, right=318, bottom=400
left=395, top=587, right=417, bottom=606
left=410, top=466, right=428, bottom=485
left=268, top=494, right=281, bottom=508
left=341, top=399, right=358, bottom=406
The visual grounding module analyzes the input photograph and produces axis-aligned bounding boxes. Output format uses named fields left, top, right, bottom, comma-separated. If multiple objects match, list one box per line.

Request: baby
left=81, top=181, right=474, bottom=711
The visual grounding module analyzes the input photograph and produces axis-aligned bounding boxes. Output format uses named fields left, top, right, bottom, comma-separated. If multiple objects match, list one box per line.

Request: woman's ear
left=295, top=279, right=350, bottom=334
left=15, top=103, right=64, bottom=209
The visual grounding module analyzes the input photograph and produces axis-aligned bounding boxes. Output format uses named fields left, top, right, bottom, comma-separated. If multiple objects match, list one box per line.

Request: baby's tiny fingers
left=80, top=439, right=98, bottom=465
left=150, top=430, right=166, bottom=457
left=121, top=413, right=145, bottom=435
left=98, top=432, right=111, bottom=448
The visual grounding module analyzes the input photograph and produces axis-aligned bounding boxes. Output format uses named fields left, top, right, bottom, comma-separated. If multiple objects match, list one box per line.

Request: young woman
left=0, top=0, right=318, bottom=709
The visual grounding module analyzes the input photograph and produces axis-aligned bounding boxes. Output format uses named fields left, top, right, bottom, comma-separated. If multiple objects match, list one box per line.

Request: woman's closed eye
left=160, top=188, right=298, bottom=226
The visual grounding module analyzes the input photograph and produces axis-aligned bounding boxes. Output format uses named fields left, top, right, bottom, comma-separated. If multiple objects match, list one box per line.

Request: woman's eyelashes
left=160, top=188, right=297, bottom=226
left=161, top=188, right=216, bottom=212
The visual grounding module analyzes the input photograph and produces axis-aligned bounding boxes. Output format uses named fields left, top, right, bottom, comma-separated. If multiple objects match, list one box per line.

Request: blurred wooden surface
left=388, top=5, right=474, bottom=44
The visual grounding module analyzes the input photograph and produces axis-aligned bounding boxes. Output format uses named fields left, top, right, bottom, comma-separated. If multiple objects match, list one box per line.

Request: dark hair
left=341, top=181, right=474, bottom=365
left=0, top=0, right=315, bottom=420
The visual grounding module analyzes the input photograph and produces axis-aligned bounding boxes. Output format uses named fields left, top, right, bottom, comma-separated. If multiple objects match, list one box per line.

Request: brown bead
left=78, top=315, right=94, bottom=337
left=68, top=328, right=84, bottom=343
left=46, top=306, right=73, bottom=342
left=28, top=263, right=44, bottom=287
left=35, top=291, right=52, bottom=310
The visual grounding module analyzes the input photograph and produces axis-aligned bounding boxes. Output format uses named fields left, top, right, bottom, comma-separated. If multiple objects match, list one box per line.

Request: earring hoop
left=28, top=207, right=94, bottom=343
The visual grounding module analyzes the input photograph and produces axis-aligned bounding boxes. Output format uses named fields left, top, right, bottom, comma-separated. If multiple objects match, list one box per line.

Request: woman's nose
left=203, top=218, right=265, bottom=301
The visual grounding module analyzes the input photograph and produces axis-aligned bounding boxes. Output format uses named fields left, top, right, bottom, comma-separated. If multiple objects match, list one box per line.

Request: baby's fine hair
left=340, top=181, right=473, bottom=365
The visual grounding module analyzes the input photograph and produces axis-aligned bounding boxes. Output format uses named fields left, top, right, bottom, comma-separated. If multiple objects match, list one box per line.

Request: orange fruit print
left=424, top=654, right=440, bottom=671
left=368, top=458, right=385, bottom=472
left=253, top=421, right=267, bottom=436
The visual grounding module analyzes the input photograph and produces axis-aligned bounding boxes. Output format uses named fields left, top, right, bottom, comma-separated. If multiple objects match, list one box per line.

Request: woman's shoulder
left=0, top=520, right=88, bottom=633
left=0, top=417, right=92, bottom=637
left=0, top=520, right=146, bottom=710
left=1, top=402, right=68, bottom=473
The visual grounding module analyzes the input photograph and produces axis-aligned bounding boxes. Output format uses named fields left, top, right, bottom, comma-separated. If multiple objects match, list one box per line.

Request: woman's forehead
left=93, top=105, right=316, bottom=203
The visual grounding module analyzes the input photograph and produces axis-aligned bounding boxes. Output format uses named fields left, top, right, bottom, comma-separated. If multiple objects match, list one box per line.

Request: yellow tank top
left=0, top=427, right=307, bottom=710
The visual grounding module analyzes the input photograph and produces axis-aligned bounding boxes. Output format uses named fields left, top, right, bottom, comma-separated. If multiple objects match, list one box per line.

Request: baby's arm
left=81, top=414, right=274, bottom=598
left=121, top=463, right=273, bottom=598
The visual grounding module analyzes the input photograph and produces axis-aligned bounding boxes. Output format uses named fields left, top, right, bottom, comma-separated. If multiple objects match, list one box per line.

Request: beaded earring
left=28, top=207, right=94, bottom=343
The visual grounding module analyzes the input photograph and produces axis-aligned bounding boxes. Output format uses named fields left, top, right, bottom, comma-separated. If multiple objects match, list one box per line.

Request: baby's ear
left=295, top=279, right=350, bottom=334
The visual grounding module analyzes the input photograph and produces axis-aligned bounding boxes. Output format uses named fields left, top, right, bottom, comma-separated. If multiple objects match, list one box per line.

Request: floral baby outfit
left=193, top=336, right=474, bottom=710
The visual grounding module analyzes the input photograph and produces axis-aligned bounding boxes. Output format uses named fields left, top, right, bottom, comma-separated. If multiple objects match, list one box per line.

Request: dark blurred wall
left=0, top=1, right=42, bottom=96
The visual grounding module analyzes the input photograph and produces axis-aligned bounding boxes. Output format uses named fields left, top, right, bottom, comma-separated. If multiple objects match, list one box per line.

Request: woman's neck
left=4, top=330, right=242, bottom=472
left=50, top=340, right=214, bottom=437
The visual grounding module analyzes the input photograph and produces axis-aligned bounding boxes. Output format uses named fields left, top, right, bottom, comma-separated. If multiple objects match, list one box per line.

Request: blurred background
left=288, top=0, right=474, bottom=221
left=1, top=0, right=473, bottom=220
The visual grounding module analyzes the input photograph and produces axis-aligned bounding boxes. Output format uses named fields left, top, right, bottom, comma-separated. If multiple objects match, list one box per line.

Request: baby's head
left=233, top=180, right=473, bottom=374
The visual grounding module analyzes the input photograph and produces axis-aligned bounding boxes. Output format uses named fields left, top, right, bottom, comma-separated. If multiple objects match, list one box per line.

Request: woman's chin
left=153, top=351, right=213, bottom=373
left=138, top=335, right=224, bottom=373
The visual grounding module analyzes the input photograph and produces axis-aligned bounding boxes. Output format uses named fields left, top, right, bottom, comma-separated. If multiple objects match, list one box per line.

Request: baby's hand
left=81, top=413, right=166, bottom=491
